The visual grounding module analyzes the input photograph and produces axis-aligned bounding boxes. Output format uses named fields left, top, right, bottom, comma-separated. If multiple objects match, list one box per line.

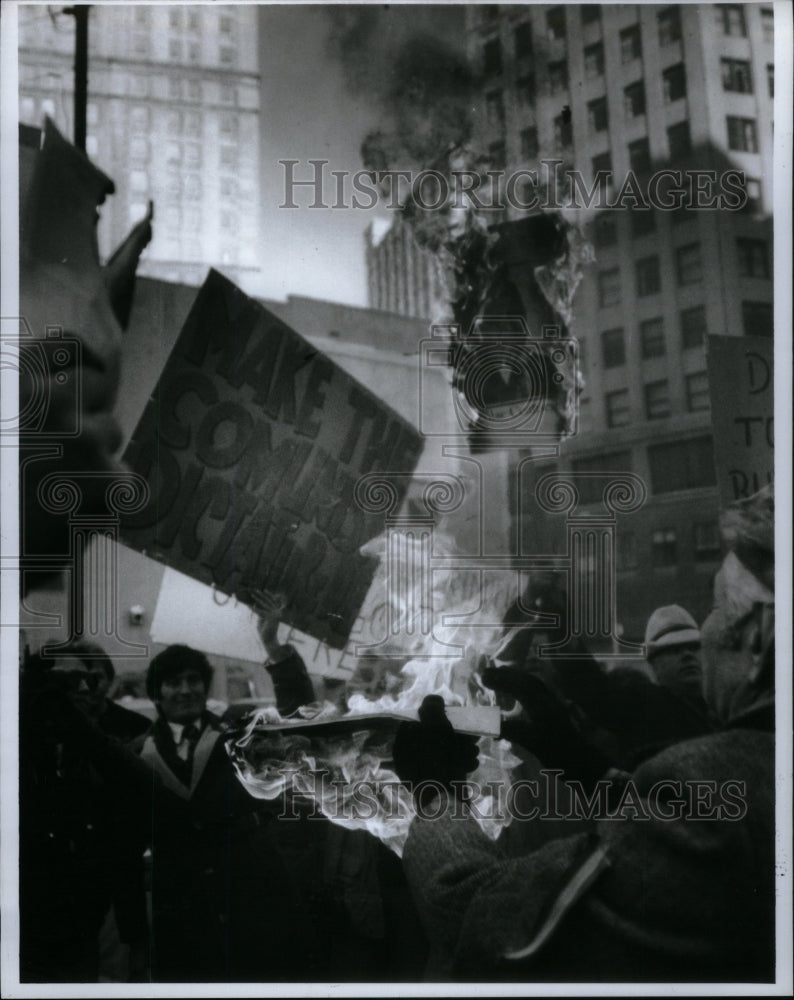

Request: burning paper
left=227, top=531, right=524, bottom=856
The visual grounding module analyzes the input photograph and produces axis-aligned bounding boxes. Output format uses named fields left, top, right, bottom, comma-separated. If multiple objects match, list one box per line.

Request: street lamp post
left=63, top=5, right=90, bottom=152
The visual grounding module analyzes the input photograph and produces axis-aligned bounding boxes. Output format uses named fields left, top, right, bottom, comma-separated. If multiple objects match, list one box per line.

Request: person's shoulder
left=634, top=727, right=773, bottom=788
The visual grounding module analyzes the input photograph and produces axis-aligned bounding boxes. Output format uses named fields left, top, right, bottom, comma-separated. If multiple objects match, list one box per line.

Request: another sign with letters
left=121, top=270, right=424, bottom=648
left=707, top=334, right=773, bottom=505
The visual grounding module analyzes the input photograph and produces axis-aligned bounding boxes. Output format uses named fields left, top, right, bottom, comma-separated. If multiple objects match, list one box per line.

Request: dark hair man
left=139, top=643, right=301, bottom=982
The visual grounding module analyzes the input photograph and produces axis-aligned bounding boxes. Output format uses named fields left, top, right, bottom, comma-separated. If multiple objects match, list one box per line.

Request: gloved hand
left=392, top=695, right=480, bottom=808
left=481, top=665, right=578, bottom=753
left=482, top=665, right=614, bottom=789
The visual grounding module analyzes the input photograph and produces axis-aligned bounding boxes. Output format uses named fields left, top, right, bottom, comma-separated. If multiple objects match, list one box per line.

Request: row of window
left=598, top=238, right=769, bottom=308
left=129, top=106, right=240, bottom=137
left=130, top=32, right=237, bottom=66
left=615, top=520, right=722, bottom=571
left=603, top=372, right=709, bottom=428
left=718, top=5, right=773, bottom=42
left=489, top=58, right=685, bottom=126
left=571, top=436, right=716, bottom=502
left=482, top=6, right=686, bottom=75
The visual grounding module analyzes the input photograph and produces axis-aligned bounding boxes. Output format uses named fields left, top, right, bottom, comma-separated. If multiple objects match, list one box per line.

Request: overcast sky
left=255, top=3, right=466, bottom=307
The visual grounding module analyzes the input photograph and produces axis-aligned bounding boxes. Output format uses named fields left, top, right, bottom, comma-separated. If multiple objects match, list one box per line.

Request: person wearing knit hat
left=644, top=604, right=705, bottom=711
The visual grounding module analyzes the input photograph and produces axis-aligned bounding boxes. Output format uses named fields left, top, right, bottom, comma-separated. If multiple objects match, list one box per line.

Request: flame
left=228, top=532, right=523, bottom=856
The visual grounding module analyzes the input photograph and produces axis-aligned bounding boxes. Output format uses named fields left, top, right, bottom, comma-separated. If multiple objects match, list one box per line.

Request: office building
left=17, top=3, right=261, bottom=289
left=466, top=4, right=775, bottom=639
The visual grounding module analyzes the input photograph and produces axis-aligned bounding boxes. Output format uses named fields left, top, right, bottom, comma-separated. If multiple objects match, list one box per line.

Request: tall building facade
left=17, top=3, right=261, bottom=288
left=365, top=216, right=443, bottom=320
left=464, top=4, right=774, bottom=640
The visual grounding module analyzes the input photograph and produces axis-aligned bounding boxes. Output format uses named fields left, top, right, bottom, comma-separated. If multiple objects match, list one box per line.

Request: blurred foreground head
left=701, top=485, right=774, bottom=726
left=17, top=119, right=152, bottom=594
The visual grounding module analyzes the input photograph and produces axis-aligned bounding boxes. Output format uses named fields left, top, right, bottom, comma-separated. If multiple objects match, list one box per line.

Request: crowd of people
left=18, top=485, right=776, bottom=985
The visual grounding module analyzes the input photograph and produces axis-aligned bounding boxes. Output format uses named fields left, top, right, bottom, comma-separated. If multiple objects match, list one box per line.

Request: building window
left=514, top=21, right=533, bottom=58
left=520, top=126, right=538, bottom=159
left=694, top=522, right=722, bottom=561
left=165, top=141, right=182, bottom=165
left=185, top=112, right=201, bottom=137
left=220, top=177, right=238, bottom=198
left=185, top=174, right=202, bottom=200
left=640, top=318, right=665, bottom=358
left=721, top=58, right=753, bottom=94
left=737, top=238, right=771, bottom=279
left=219, top=46, right=235, bottom=65
left=571, top=450, right=633, bottom=503
left=169, top=39, right=183, bottom=61
left=548, top=61, right=569, bottom=95
left=169, top=8, right=182, bottom=28
left=652, top=529, right=678, bottom=567
left=187, top=11, right=200, bottom=34
left=628, top=137, right=652, bottom=175
left=167, top=111, right=183, bottom=134
left=219, top=14, right=234, bottom=35
left=587, top=96, right=608, bottom=133
left=168, top=77, right=183, bottom=101
left=760, top=8, right=773, bottom=44
left=617, top=531, right=638, bottom=571
left=685, top=372, right=711, bottom=412
left=187, top=80, right=202, bottom=102
left=546, top=7, right=567, bottom=41
left=602, top=327, right=626, bottom=367
left=667, top=120, right=692, bottom=159
left=676, top=243, right=703, bottom=285
left=188, top=42, right=201, bottom=64
left=591, top=152, right=612, bottom=192
left=130, top=137, right=149, bottom=162
left=598, top=270, right=621, bottom=308
left=624, top=81, right=646, bottom=119
left=727, top=115, right=759, bottom=153
left=658, top=6, right=682, bottom=45
left=584, top=41, right=604, bottom=79
left=553, top=114, right=573, bottom=150
left=130, top=106, right=149, bottom=132
left=581, top=5, right=601, bottom=26
left=129, top=170, right=148, bottom=193
left=636, top=256, right=661, bottom=296
left=742, top=301, right=773, bottom=337
left=645, top=380, right=671, bottom=420
left=681, top=306, right=706, bottom=349
left=166, top=173, right=182, bottom=199
left=606, top=389, right=631, bottom=427
left=620, top=25, right=642, bottom=63
left=719, top=4, right=747, bottom=37
left=594, top=212, right=618, bottom=247
left=663, top=63, right=687, bottom=103
left=648, top=436, right=716, bottom=493
left=133, top=8, right=148, bottom=27
left=221, top=84, right=237, bottom=104
left=133, top=34, right=148, bottom=56
left=488, top=141, right=506, bottom=168
left=185, top=143, right=201, bottom=168
left=486, top=90, right=505, bottom=128
left=631, top=209, right=656, bottom=236
left=517, top=74, right=535, bottom=104
left=220, top=146, right=238, bottom=169
left=483, top=37, right=503, bottom=75
left=767, top=64, right=774, bottom=97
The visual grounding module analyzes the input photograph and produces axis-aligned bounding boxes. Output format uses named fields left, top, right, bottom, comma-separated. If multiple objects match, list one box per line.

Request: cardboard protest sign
left=707, top=334, right=773, bottom=506
left=121, top=270, right=423, bottom=648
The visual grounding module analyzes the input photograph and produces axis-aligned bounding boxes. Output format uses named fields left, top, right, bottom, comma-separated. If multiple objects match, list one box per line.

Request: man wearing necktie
left=139, top=645, right=301, bottom=982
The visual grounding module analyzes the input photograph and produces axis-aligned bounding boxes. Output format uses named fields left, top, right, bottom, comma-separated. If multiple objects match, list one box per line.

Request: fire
left=228, top=531, right=522, bottom=856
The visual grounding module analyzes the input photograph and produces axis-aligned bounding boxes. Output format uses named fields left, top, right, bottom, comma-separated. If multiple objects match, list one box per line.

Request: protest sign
left=707, top=334, right=774, bottom=506
left=121, top=270, right=423, bottom=648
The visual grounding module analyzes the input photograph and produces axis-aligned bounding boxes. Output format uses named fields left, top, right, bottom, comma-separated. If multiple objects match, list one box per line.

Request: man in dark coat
left=140, top=644, right=302, bottom=982
left=397, top=495, right=776, bottom=983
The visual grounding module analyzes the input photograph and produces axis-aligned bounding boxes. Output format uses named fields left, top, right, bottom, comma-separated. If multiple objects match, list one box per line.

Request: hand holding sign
left=250, top=590, right=291, bottom=663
